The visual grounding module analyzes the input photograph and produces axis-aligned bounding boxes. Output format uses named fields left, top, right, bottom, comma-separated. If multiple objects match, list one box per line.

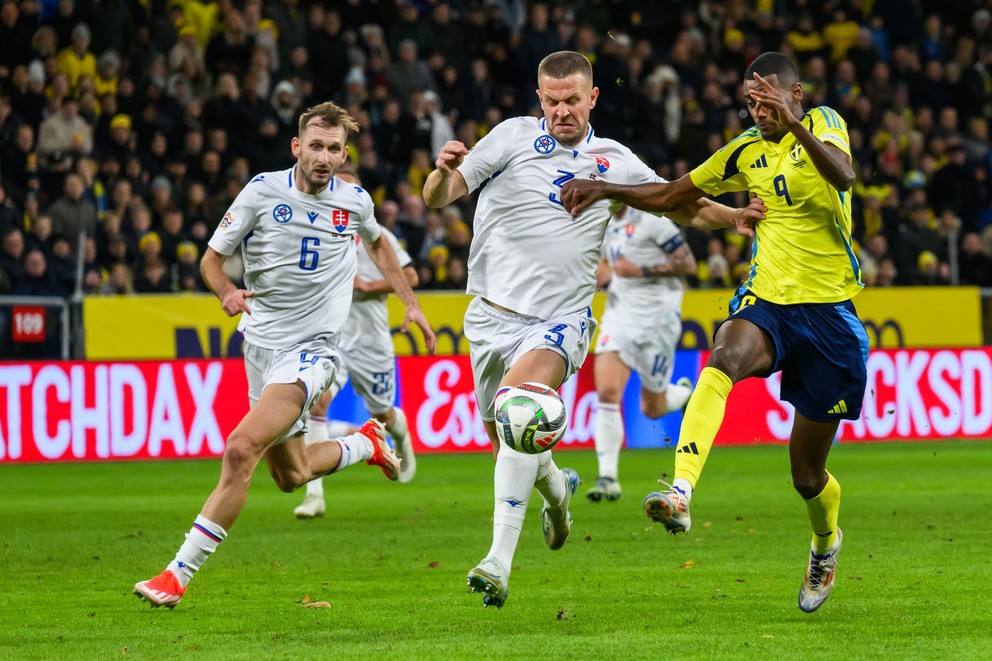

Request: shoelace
left=655, top=479, right=688, bottom=511
left=807, top=554, right=838, bottom=589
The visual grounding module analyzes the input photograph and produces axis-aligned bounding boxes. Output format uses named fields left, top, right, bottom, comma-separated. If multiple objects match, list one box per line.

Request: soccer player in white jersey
left=423, top=51, right=764, bottom=608
left=294, top=169, right=419, bottom=519
left=134, top=102, right=436, bottom=608
left=587, top=205, right=696, bottom=503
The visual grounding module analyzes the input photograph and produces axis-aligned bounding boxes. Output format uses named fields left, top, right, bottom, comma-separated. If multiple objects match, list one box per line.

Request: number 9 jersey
left=207, top=167, right=381, bottom=349
left=688, top=106, right=862, bottom=305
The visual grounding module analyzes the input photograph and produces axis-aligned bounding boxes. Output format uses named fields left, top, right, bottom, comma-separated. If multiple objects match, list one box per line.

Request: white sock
left=664, top=381, right=693, bottom=413
left=330, top=431, right=374, bottom=472
left=386, top=406, right=410, bottom=446
left=487, top=445, right=539, bottom=572
left=304, top=416, right=329, bottom=498
left=672, top=478, right=693, bottom=502
left=534, top=451, right=567, bottom=510
left=167, top=514, right=227, bottom=588
left=594, top=401, right=623, bottom=480
left=326, top=420, right=353, bottom=438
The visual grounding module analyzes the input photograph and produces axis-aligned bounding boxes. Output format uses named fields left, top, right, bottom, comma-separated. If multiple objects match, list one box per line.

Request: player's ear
left=792, top=81, right=804, bottom=104
left=589, top=86, right=599, bottom=108
left=290, top=136, right=301, bottom=159
left=341, top=144, right=350, bottom=164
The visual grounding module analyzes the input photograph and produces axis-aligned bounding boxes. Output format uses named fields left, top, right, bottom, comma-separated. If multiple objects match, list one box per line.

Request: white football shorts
left=243, top=339, right=340, bottom=443
left=595, top=310, right=681, bottom=393
left=329, top=341, right=397, bottom=415
left=465, top=297, right=596, bottom=420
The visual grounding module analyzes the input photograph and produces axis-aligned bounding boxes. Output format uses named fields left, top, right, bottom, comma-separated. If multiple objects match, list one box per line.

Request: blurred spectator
left=11, top=248, right=60, bottom=296
left=0, top=228, right=26, bottom=287
left=133, top=256, right=171, bottom=293
left=24, top=213, right=53, bottom=256
left=959, top=232, right=992, bottom=286
left=99, top=260, right=133, bottom=294
left=56, top=22, right=96, bottom=95
left=46, top=173, right=97, bottom=253
left=36, top=96, right=93, bottom=174
left=386, top=39, right=436, bottom=109
left=48, top=235, right=77, bottom=294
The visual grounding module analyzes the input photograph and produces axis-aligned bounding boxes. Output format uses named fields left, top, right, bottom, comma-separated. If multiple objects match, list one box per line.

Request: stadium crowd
left=1, top=0, right=992, bottom=299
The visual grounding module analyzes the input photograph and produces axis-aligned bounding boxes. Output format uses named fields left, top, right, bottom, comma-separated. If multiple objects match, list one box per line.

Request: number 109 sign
left=12, top=306, right=46, bottom=343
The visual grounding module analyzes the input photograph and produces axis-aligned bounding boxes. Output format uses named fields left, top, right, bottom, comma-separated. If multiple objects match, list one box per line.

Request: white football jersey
left=208, top=168, right=381, bottom=349
left=339, top=227, right=412, bottom=353
left=458, top=116, right=662, bottom=320
left=602, top=207, right=686, bottom=329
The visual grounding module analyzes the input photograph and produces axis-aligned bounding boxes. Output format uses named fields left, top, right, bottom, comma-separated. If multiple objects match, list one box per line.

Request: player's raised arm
left=200, top=246, right=255, bottom=316
left=747, top=72, right=855, bottom=191
left=423, top=140, right=471, bottom=208
left=666, top=196, right=767, bottom=239
left=560, top=174, right=706, bottom=217
left=364, top=234, right=437, bottom=354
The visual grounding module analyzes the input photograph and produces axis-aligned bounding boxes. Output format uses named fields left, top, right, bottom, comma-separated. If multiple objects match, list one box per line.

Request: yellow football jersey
left=689, top=106, right=863, bottom=305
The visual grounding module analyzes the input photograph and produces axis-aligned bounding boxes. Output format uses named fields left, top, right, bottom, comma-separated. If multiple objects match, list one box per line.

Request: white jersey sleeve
left=208, top=185, right=262, bottom=256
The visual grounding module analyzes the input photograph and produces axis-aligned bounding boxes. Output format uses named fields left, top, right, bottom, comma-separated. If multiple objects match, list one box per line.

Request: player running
left=561, top=51, right=866, bottom=613
left=587, top=205, right=696, bottom=503
left=294, top=169, right=419, bottom=520
left=134, top=102, right=435, bottom=608
left=423, top=51, right=764, bottom=608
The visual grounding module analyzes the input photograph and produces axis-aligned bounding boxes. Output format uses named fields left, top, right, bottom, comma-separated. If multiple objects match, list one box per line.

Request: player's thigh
left=502, top=347, right=567, bottom=391
left=594, top=350, right=630, bottom=403
left=263, top=432, right=309, bottom=491
left=464, top=298, right=513, bottom=421
left=709, top=317, right=776, bottom=381
left=509, top=308, right=597, bottom=388
left=230, top=381, right=308, bottom=456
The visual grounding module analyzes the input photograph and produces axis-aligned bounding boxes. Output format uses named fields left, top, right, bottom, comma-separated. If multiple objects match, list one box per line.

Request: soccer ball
left=494, top=382, right=567, bottom=454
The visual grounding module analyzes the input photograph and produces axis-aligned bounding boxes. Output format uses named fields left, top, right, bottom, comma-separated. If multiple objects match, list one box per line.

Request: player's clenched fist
left=435, top=141, right=470, bottom=172
left=559, top=178, right=608, bottom=216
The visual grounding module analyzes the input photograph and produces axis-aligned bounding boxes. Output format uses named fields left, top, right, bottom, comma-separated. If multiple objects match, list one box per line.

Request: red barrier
left=2, top=348, right=988, bottom=462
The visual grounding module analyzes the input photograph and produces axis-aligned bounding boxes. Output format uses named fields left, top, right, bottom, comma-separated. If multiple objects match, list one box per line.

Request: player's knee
left=791, top=469, right=823, bottom=500
left=221, top=440, right=257, bottom=480
left=707, top=345, right=747, bottom=381
left=597, top=385, right=623, bottom=404
left=271, top=466, right=308, bottom=493
left=372, top=409, right=394, bottom=427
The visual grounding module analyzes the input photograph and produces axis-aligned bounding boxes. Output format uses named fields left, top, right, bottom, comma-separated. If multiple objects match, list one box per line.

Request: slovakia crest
left=272, top=204, right=293, bottom=224
left=534, top=134, right=557, bottom=155
left=332, top=209, right=350, bottom=232
left=594, top=156, right=610, bottom=173
left=624, top=223, right=635, bottom=238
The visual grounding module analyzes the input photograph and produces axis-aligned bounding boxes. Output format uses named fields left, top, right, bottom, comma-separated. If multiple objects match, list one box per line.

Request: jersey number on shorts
left=544, top=323, right=567, bottom=348
left=651, top=354, right=668, bottom=377
left=300, top=237, right=320, bottom=271
left=548, top=170, right=575, bottom=207
left=371, top=370, right=393, bottom=395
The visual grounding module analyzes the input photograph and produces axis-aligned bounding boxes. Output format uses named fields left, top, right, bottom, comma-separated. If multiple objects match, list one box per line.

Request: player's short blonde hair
left=298, top=102, right=360, bottom=139
left=537, top=51, right=593, bottom=82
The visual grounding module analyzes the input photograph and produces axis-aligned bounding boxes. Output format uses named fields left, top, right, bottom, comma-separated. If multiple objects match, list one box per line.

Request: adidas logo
left=676, top=442, right=699, bottom=455
left=827, top=400, right=848, bottom=415
left=749, top=154, right=768, bottom=169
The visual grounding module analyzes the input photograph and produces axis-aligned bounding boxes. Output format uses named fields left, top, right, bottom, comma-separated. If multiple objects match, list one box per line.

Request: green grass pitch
left=1, top=440, right=989, bottom=660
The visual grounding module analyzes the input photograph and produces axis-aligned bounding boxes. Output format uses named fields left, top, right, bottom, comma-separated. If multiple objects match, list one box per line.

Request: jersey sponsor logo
left=749, top=154, right=768, bottom=169
left=594, top=156, right=610, bottom=173
left=533, top=134, right=557, bottom=155
left=332, top=209, right=350, bottom=232
left=220, top=212, right=235, bottom=230
left=272, top=204, right=293, bottom=224
left=307, top=210, right=318, bottom=224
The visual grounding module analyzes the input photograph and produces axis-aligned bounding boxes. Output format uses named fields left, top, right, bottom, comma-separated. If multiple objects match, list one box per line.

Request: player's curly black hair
left=744, top=51, right=800, bottom=88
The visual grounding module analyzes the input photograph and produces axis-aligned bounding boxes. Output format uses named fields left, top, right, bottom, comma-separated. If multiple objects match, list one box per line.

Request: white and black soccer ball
left=494, top=382, right=567, bottom=454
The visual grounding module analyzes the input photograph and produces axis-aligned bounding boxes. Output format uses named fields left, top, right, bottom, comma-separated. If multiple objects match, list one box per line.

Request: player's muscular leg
left=310, top=390, right=332, bottom=418
left=707, top=318, right=775, bottom=382
left=788, top=414, right=839, bottom=499
left=594, top=351, right=630, bottom=405
left=372, top=408, right=396, bottom=428
left=201, top=381, right=309, bottom=529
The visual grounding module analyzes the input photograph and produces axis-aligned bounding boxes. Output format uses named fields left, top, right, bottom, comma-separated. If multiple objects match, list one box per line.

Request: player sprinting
left=294, top=169, right=419, bottom=520
left=134, top=102, right=436, bottom=608
left=423, top=51, right=765, bottom=608
left=561, top=51, right=866, bottom=613
left=587, top=205, right=696, bottom=503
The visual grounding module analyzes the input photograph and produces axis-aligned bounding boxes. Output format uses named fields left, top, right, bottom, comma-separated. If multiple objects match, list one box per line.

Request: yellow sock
left=674, top=367, right=733, bottom=488
left=805, top=472, right=841, bottom=553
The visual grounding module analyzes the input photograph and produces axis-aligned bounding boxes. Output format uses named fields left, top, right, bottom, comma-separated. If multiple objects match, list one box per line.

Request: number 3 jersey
left=208, top=167, right=381, bottom=349
left=689, top=106, right=862, bottom=305
left=457, top=117, right=661, bottom=320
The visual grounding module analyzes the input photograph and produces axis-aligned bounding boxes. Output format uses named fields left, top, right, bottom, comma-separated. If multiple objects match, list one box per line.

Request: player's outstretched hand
left=560, top=179, right=607, bottom=216
left=403, top=306, right=437, bottom=354
left=435, top=141, right=469, bottom=173
left=748, top=73, right=799, bottom=129
left=221, top=289, right=255, bottom=316
left=734, top=196, right=767, bottom=239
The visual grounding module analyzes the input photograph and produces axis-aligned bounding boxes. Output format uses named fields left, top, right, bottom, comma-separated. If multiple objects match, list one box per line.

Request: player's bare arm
left=364, top=235, right=437, bottom=353
left=200, top=247, right=255, bottom=316
left=561, top=174, right=706, bottom=218
left=423, top=140, right=470, bottom=208
left=353, top=265, right=418, bottom=295
left=748, top=73, right=855, bottom=191
left=668, top=196, right=767, bottom=239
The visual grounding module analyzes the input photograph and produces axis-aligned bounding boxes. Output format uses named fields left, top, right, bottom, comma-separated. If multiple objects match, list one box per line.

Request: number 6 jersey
left=457, top=117, right=661, bottom=320
left=207, top=167, right=381, bottom=349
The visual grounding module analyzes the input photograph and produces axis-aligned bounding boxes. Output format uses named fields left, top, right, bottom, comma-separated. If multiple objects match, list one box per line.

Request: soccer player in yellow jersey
left=560, top=52, right=868, bottom=613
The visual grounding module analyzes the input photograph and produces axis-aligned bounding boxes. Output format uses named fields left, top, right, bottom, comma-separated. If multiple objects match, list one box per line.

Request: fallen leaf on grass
left=304, top=601, right=332, bottom=609
left=427, top=561, right=440, bottom=568
left=122, top=647, right=128, bottom=655
left=679, top=560, right=696, bottom=569
left=299, top=594, right=311, bottom=604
